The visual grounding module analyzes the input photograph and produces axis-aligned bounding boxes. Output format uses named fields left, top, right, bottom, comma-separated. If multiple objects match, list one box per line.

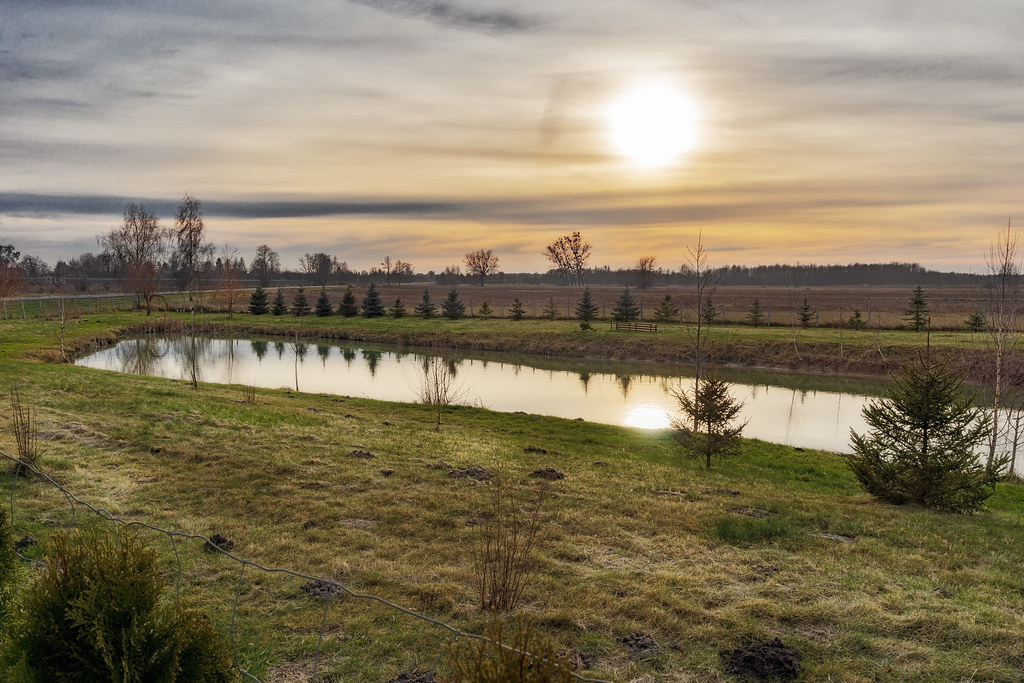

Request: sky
left=1, top=0, right=1022, bottom=273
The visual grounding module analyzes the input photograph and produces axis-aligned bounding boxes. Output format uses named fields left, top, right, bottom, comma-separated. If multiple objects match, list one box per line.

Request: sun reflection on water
left=623, top=404, right=672, bottom=430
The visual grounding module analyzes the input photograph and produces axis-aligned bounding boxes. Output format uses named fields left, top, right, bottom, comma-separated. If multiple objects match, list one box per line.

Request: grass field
left=2, top=312, right=1023, bottom=681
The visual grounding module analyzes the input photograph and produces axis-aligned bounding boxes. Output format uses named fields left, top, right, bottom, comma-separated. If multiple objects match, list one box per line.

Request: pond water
left=76, top=334, right=897, bottom=454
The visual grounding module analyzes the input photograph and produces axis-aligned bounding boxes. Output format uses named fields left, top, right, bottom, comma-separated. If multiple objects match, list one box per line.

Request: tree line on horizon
left=0, top=198, right=1001, bottom=304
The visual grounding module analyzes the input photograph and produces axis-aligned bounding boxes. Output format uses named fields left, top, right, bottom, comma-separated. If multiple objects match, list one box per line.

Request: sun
left=607, top=83, right=697, bottom=168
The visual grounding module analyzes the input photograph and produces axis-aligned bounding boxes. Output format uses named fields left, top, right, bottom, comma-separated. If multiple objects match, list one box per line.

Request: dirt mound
left=619, top=631, right=663, bottom=660
left=529, top=467, right=565, bottom=481
left=15, top=535, right=37, bottom=551
left=386, top=671, right=437, bottom=683
left=720, top=638, right=801, bottom=682
left=204, top=533, right=235, bottom=553
left=448, top=465, right=494, bottom=481
left=348, top=449, right=375, bottom=459
left=300, top=579, right=343, bottom=598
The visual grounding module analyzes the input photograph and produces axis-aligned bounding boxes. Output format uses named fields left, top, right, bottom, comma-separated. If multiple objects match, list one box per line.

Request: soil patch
left=300, top=579, right=343, bottom=598
left=752, top=564, right=780, bottom=578
left=386, top=671, right=437, bottom=683
left=15, top=535, right=37, bottom=551
left=348, top=449, right=375, bottom=459
left=619, top=631, right=663, bottom=660
left=529, top=467, right=564, bottom=481
left=720, top=638, right=801, bottom=682
left=448, top=465, right=494, bottom=481
left=204, top=533, right=235, bottom=553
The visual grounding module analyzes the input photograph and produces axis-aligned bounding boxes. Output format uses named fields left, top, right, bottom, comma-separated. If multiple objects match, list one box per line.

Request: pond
left=76, top=334, right=898, bottom=454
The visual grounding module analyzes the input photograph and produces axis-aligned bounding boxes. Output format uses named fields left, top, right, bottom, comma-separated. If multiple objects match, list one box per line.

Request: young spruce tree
left=541, top=297, right=559, bottom=320
left=271, top=289, right=286, bottom=316
left=248, top=285, right=268, bottom=315
left=361, top=282, right=385, bottom=317
left=290, top=287, right=310, bottom=316
left=314, top=288, right=333, bottom=317
left=653, top=294, right=680, bottom=323
left=441, top=288, right=466, bottom=320
left=847, top=356, right=1003, bottom=513
left=509, top=297, right=526, bottom=321
left=611, top=287, right=640, bottom=322
left=672, top=371, right=745, bottom=469
left=746, top=299, right=765, bottom=327
left=575, top=288, right=599, bottom=329
left=414, top=289, right=437, bottom=319
left=904, top=285, right=929, bottom=332
left=390, top=298, right=406, bottom=318
left=337, top=285, right=359, bottom=317
left=798, top=299, right=814, bottom=328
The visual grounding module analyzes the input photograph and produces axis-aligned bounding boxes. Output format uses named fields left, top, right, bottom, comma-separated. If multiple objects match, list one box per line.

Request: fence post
left=766, top=303, right=771, bottom=326
left=22, top=301, right=27, bottom=319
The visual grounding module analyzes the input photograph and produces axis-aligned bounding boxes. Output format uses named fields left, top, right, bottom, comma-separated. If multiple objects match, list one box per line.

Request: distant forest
left=0, top=244, right=988, bottom=293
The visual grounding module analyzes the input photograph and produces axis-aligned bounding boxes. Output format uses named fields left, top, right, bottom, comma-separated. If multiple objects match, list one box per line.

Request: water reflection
left=74, top=335, right=1019, bottom=465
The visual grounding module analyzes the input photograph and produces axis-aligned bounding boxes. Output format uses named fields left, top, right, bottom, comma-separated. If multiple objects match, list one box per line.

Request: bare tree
left=417, top=336, right=465, bottom=430
left=635, top=255, right=657, bottom=290
left=0, top=244, right=20, bottom=319
left=393, top=259, right=414, bottom=284
left=984, top=223, right=1022, bottom=471
left=100, top=203, right=168, bottom=315
left=250, top=244, right=280, bottom=287
left=299, top=252, right=336, bottom=288
left=381, top=255, right=393, bottom=285
left=544, top=232, right=591, bottom=286
left=217, top=245, right=244, bottom=317
left=679, top=230, right=722, bottom=431
left=464, top=249, right=500, bottom=286
left=173, top=194, right=212, bottom=303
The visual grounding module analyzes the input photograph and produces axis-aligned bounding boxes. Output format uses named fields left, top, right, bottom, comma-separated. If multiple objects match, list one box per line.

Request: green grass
left=1, top=312, right=1023, bottom=680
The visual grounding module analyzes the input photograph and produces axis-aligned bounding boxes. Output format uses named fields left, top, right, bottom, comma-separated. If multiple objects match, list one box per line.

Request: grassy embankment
left=1, top=312, right=1023, bottom=681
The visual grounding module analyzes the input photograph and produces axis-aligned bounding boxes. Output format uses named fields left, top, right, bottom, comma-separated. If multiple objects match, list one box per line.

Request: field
left=2, top=311, right=1023, bottom=681
left=6, top=282, right=993, bottom=332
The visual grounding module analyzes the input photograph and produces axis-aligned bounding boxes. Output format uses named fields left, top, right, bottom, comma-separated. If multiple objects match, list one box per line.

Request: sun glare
left=607, top=83, right=696, bottom=168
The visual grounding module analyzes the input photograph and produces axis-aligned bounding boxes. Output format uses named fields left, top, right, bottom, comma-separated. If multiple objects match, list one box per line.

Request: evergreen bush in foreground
left=847, top=356, right=1003, bottom=513
left=2, top=529, right=234, bottom=681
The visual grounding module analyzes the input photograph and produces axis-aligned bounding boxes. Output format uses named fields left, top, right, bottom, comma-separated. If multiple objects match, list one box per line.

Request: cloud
left=0, top=193, right=463, bottom=220
left=350, top=0, right=539, bottom=33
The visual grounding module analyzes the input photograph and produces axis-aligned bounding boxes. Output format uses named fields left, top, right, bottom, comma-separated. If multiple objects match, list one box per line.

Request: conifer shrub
left=477, top=301, right=493, bottom=319
left=270, top=289, right=286, bottom=316
left=509, top=297, right=525, bottom=321
left=611, top=288, right=639, bottom=322
left=746, top=299, right=765, bottom=327
left=3, top=529, right=233, bottom=681
left=290, top=287, right=310, bottom=316
left=337, top=285, right=360, bottom=317
left=0, top=506, right=15, bottom=630
left=541, top=297, right=558, bottom=321
left=653, top=294, right=680, bottom=323
left=247, top=285, right=268, bottom=315
left=414, top=289, right=437, bottom=319
left=390, top=298, right=406, bottom=318
left=441, top=288, right=466, bottom=320
left=361, top=282, right=385, bottom=317
left=314, top=288, right=333, bottom=317
left=847, top=356, right=1003, bottom=513
left=575, top=288, right=599, bottom=329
